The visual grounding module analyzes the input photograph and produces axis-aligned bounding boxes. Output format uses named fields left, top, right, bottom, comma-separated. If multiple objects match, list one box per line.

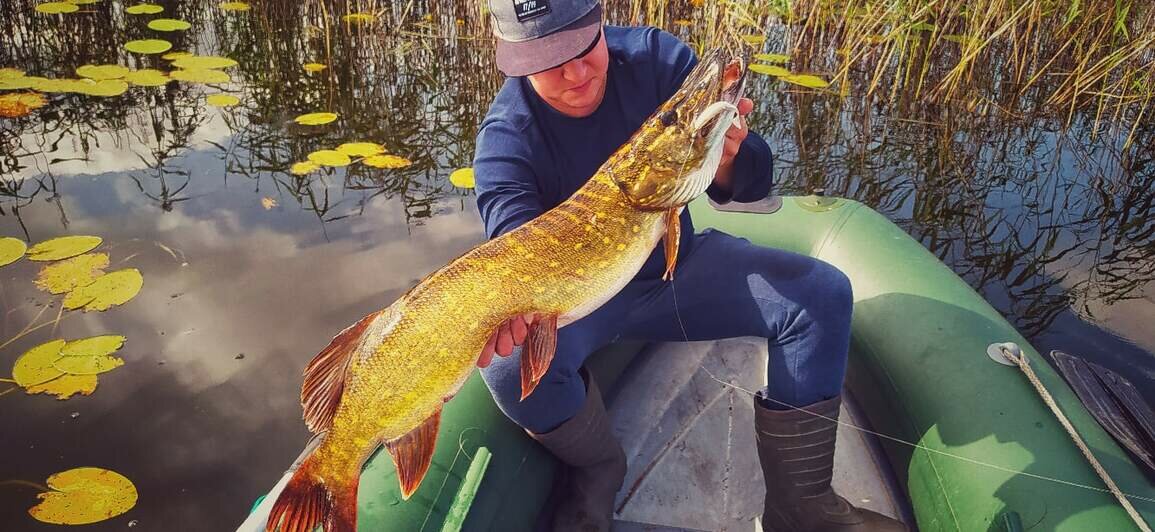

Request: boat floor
left=595, top=338, right=914, bottom=531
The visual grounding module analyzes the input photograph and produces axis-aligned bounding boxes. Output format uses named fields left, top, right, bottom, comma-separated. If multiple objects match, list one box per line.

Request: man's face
left=527, top=28, right=609, bottom=118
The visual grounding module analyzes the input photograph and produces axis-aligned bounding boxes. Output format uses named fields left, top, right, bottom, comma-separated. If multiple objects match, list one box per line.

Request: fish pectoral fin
left=385, top=408, right=442, bottom=501
left=520, top=313, right=559, bottom=402
left=301, top=310, right=386, bottom=434
left=662, top=208, right=681, bottom=281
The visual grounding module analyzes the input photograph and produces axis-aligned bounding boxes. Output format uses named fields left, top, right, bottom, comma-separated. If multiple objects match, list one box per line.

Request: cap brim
left=495, top=3, right=603, bottom=77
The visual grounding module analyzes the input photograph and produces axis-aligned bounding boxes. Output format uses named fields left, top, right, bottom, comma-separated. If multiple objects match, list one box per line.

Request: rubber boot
left=754, top=392, right=908, bottom=532
left=528, top=369, right=627, bottom=532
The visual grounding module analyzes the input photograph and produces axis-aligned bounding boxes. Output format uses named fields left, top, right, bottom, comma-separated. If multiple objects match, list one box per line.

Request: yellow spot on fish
left=439, top=347, right=449, bottom=357
left=632, top=225, right=641, bottom=233
left=534, top=287, right=546, bottom=294
left=599, top=261, right=610, bottom=268
left=519, top=275, right=532, bottom=282
left=616, top=243, right=626, bottom=251
left=524, top=252, right=535, bottom=259
left=584, top=225, right=593, bottom=232
left=468, top=321, right=479, bottom=331
left=602, top=237, right=611, bottom=244
left=549, top=261, right=561, bottom=268
left=574, top=243, right=584, bottom=250
left=576, top=268, right=585, bottom=275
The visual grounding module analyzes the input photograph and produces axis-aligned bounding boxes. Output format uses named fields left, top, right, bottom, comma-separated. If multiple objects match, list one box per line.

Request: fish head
left=607, top=46, right=749, bottom=210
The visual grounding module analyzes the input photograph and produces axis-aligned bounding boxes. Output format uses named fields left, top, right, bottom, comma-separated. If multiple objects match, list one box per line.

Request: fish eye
left=659, top=109, right=678, bottom=127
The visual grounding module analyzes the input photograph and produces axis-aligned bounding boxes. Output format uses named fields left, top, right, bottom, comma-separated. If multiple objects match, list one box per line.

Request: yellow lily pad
left=336, top=142, right=385, bottom=157
left=53, top=354, right=124, bottom=375
left=302, top=63, right=327, bottom=73
left=75, top=79, right=129, bottom=97
left=125, top=3, right=163, bottom=15
left=0, top=237, right=27, bottom=266
left=76, top=64, right=128, bottom=80
left=171, top=55, right=238, bottom=70
left=449, top=167, right=475, bottom=188
left=740, top=35, right=766, bottom=45
left=780, top=74, right=830, bottom=88
left=161, top=51, right=192, bottom=61
left=363, top=154, right=412, bottom=169
left=0, top=92, right=46, bottom=117
left=0, top=68, right=26, bottom=79
left=0, top=77, right=37, bottom=90
left=147, top=18, right=192, bottom=31
left=753, top=53, right=789, bottom=64
left=62, top=335, right=126, bottom=357
left=125, top=39, right=173, bottom=55
left=67, top=0, right=101, bottom=4
left=27, top=235, right=102, bottom=261
left=294, top=112, right=337, bottom=126
left=342, top=13, right=376, bottom=24
left=34, top=252, right=109, bottom=294
left=290, top=161, right=319, bottom=175
left=28, top=468, right=137, bottom=524
left=749, top=64, right=790, bottom=77
left=28, top=78, right=85, bottom=93
left=219, top=1, right=250, bottom=11
left=123, top=69, right=170, bottom=87
left=25, top=374, right=99, bottom=399
left=170, top=69, right=231, bottom=84
left=307, top=150, right=351, bottom=167
left=13, top=340, right=66, bottom=387
left=35, top=2, right=80, bottom=14
left=206, top=94, right=240, bottom=107
left=62, top=268, right=143, bottom=312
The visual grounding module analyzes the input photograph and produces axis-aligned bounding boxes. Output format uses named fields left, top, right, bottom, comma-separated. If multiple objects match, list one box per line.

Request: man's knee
left=479, top=351, right=585, bottom=434
left=810, top=260, right=853, bottom=315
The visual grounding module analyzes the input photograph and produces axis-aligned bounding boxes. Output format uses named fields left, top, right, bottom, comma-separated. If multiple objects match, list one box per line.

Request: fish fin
left=662, top=208, right=681, bottom=281
left=302, top=311, right=382, bottom=434
left=520, top=313, right=559, bottom=401
left=265, top=442, right=359, bottom=532
left=385, top=408, right=442, bottom=500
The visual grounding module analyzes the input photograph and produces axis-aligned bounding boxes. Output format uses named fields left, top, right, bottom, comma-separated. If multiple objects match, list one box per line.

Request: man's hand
left=477, top=313, right=536, bottom=368
left=713, top=97, right=755, bottom=192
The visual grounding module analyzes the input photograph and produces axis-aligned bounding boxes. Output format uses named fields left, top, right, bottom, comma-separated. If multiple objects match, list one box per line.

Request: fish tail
left=265, top=453, right=359, bottom=532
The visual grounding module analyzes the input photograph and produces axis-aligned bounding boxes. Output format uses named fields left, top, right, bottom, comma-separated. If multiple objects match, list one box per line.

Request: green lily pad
left=171, top=55, right=238, bottom=70
left=75, top=79, right=129, bottom=97
left=0, top=77, right=36, bottom=90
left=307, top=150, right=352, bottom=167
left=0, top=237, right=27, bottom=266
left=290, top=161, right=319, bottom=175
left=363, top=154, right=412, bottom=169
left=76, top=64, right=129, bottom=80
left=13, top=340, right=66, bottom=387
left=27, top=235, right=102, bottom=261
left=123, top=69, right=170, bottom=87
left=336, top=142, right=385, bottom=157
left=35, top=2, right=80, bottom=14
left=62, top=268, right=143, bottom=312
left=294, top=112, right=337, bottom=125
left=170, top=69, right=231, bottom=84
left=28, top=468, right=138, bottom=524
left=749, top=64, right=790, bottom=77
left=147, top=18, right=191, bottom=31
left=219, top=1, right=250, bottom=11
left=53, top=354, right=124, bottom=375
left=0, top=68, right=27, bottom=79
left=753, top=53, right=789, bottom=64
left=449, top=168, right=475, bottom=188
left=125, top=3, right=163, bottom=15
left=124, top=39, right=173, bottom=54
left=161, top=51, right=193, bottom=61
left=61, top=335, right=126, bottom=357
left=206, top=94, right=240, bottom=107
left=34, top=252, right=109, bottom=294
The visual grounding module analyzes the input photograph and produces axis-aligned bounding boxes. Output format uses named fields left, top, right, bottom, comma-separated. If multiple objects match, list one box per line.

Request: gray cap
left=488, top=0, right=603, bottom=77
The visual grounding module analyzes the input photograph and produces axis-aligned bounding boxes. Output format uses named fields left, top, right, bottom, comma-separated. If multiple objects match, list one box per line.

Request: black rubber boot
left=754, top=392, right=908, bottom=532
left=528, top=369, right=627, bottom=532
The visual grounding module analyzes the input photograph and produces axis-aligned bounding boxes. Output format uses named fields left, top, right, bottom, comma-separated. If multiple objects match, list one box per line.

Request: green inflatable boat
left=243, top=195, right=1155, bottom=531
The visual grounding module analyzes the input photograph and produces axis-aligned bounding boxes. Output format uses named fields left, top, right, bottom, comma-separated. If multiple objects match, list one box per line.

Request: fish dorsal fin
left=386, top=408, right=442, bottom=500
left=301, top=310, right=383, bottom=433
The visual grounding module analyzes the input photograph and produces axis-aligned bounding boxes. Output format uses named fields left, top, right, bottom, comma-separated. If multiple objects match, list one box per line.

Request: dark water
left=1, top=1, right=1153, bottom=530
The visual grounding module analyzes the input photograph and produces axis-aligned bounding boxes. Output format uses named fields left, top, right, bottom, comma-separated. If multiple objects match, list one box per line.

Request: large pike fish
left=267, top=46, right=749, bottom=532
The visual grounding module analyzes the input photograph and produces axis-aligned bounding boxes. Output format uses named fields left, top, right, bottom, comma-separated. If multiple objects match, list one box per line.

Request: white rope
left=998, top=346, right=1152, bottom=532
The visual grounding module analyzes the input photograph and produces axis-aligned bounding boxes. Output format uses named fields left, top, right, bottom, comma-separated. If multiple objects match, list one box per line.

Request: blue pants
left=480, top=229, right=853, bottom=434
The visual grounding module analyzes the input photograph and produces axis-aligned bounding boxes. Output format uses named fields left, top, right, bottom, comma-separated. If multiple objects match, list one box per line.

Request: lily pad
left=740, top=34, right=766, bottom=45
left=125, top=39, right=173, bottom=55
left=0, top=68, right=26, bottom=79
left=336, top=142, right=385, bottom=157
left=449, top=167, right=475, bottom=188
left=753, top=53, right=789, bottom=64
left=76, top=64, right=129, bottom=80
left=161, top=51, right=193, bottom=61
left=0, top=77, right=37, bottom=90
left=53, top=354, right=124, bottom=375
left=29, top=78, right=90, bottom=93
left=28, top=468, right=137, bottom=525
left=0, top=237, right=27, bottom=266
left=27, top=235, right=102, bottom=261
left=75, top=79, right=129, bottom=97
left=125, top=3, right=163, bottom=15
left=170, top=69, right=231, bottom=84
left=123, top=69, right=170, bottom=87
left=61, top=335, right=126, bottom=357
left=294, top=112, right=337, bottom=126
left=171, top=55, right=238, bottom=70
left=780, top=73, right=830, bottom=88
left=34, top=252, right=109, bottom=294
left=748, top=64, right=790, bottom=77
left=35, top=2, right=80, bottom=14
left=307, top=150, right=351, bottom=167
left=290, top=161, right=319, bottom=175
left=13, top=340, right=67, bottom=387
left=362, top=154, right=412, bottom=169
left=25, top=374, right=98, bottom=399
left=0, top=92, right=47, bottom=117
left=302, top=63, right=327, bottom=73
left=147, top=18, right=192, bottom=31
left=206, top=94, right=240, bottom=107
left=62, top=268, right=143, bottom=312
left=219, top=1, right=250, bottom=11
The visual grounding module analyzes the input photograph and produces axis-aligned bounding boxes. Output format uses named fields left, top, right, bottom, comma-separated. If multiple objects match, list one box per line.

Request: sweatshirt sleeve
left=473, top=119, right=544, bottom=239
left=650, top=28, right=775, bottom=204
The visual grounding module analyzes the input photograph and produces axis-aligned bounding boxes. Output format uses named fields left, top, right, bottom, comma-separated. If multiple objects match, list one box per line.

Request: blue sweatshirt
left=473, top=25, right=774, bottom=280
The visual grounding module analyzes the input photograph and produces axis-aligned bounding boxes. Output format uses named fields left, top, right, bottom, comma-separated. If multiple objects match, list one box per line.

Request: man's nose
left=562, top=58, right=589, bottom=81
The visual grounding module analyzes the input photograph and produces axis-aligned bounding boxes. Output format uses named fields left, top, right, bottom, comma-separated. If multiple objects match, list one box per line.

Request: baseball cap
left=488, top=0, right=604, bottom=77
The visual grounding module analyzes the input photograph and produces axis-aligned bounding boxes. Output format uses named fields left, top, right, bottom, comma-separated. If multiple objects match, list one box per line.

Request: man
left=471, top=1, right=906, bottom=531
